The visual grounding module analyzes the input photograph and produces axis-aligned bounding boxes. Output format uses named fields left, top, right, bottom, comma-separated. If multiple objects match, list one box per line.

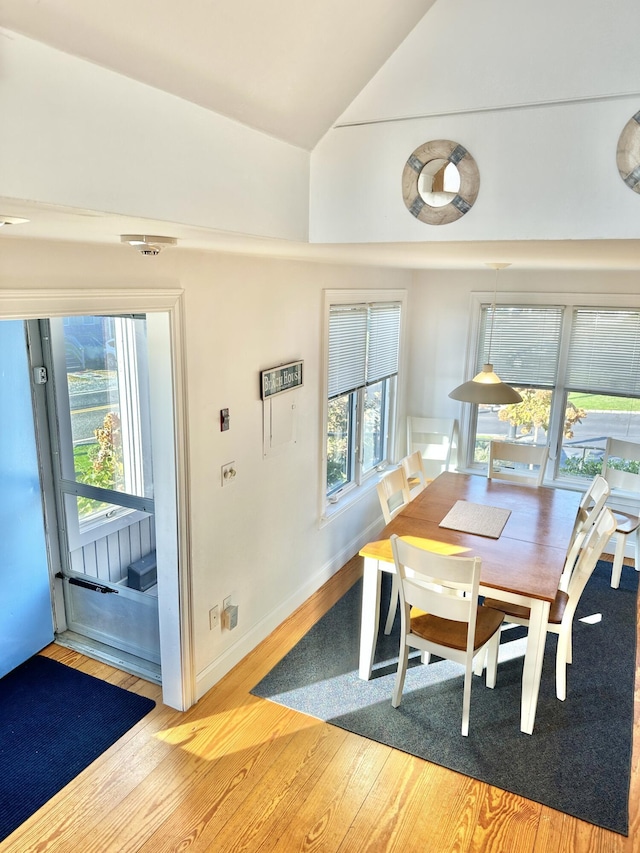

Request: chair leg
left=392, top=641, right=410, bottom=708
left=485, top=632, right=500, bottom=689
left=384, top=575, right=399, bottom=634
left=556, top=628, right=569, bottom=701
left=461, top=663, right=473, bottom=736
left=610, top=532, right=627, bottom=589
left=472, top=649, right=485, bottom=677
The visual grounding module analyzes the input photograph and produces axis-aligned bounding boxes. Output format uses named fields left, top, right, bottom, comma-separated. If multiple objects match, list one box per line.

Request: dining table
left=358, top=471, right=582, bottom=734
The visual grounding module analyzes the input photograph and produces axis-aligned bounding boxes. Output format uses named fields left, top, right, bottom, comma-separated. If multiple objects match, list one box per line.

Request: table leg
left=520, top=599, right=550, bottom=734
left=358, top=557, right=382, bottom=680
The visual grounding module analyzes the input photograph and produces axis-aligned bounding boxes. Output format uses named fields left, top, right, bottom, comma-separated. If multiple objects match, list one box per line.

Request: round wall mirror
left=402, top=140, right=480, bottom=225
left=617, top=111, right=640, bottom=193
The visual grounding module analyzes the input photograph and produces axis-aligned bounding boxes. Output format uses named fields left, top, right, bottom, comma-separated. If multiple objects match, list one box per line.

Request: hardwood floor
left=2, top=553, right=638, bottom=853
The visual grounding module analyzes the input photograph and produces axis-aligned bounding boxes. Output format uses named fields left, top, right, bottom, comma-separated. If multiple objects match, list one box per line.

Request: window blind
left=476, top=305, right=563, bottom=388
left=328, top=302, right=401, bottom=399
left=566, top=308, right=640, bottom=396
left=367, top=302, right=401, bottom=385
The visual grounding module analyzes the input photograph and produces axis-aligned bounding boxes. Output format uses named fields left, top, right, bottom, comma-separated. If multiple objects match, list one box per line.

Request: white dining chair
left=406, top=417, right=458, bottom=481
left=483, top=505, right=615, bottom=701
left=376, top=467, right=411, bottom=525
left=559, top=475, right=610, bottom=590
left=601, top=437, right=640, bottom=589
left=401, top=450, right=428, bottom=498
left=487, top=440, right=548, bottom=487
left=390, top=534, right=504, bottom=736
left=377, top=467, right=412, bottom=635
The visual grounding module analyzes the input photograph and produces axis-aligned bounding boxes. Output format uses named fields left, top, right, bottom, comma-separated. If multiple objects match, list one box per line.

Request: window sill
left=320, top=474, right=383, bottom=528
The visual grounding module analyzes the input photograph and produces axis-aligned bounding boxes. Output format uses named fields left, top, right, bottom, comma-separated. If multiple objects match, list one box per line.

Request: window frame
left=458, top=291, right=640, bottom=489
left=321, top=289, right=406, bottom=521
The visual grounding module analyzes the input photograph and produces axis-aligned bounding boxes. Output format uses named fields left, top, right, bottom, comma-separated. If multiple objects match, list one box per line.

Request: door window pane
left=59, top=316, right=152, bottom=504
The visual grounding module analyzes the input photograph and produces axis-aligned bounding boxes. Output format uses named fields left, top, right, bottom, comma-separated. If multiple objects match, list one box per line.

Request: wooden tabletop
left=363, top=471, right=582, bottom=603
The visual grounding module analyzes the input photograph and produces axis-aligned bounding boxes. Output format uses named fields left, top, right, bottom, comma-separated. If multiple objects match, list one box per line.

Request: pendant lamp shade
left=449, top=363, right=523, bottom=403
left=448, top=263, right=523, bottom=405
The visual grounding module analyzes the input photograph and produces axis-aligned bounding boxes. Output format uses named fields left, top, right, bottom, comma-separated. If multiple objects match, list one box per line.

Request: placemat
left=439, top=500, right=511, bottom=539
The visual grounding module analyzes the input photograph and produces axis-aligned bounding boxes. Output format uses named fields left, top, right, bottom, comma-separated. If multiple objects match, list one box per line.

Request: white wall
left=0, top=30, right=310, bottom=241
left=0, top=237, right=412, bottom=698
left=310, top=0, right=640, bottom=244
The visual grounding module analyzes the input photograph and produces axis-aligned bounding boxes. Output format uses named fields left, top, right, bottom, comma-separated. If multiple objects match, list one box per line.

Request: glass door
left=40, top=315, right=161, bottom=679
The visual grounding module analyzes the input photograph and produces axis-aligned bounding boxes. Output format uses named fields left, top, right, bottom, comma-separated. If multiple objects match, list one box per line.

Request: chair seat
left=612, top=510, right=640, bottom=535
left=410, top=605, right=505, bottom=652
left=483, top=589, right=569, bottom=625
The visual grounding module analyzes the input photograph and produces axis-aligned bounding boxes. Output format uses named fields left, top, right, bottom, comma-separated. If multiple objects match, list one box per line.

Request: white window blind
left=367, top=303, right=401, bottom=384
left=566, top=308, right=640, bottom=396
left=328, top=302, right=401, bottom=399
left=476, top=305, right=563, bottom=387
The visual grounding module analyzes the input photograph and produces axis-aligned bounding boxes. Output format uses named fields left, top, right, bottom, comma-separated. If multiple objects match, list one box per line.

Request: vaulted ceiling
left=2, top=0, right=639, bottom=269
left=0, top=0, right=436, bottom=150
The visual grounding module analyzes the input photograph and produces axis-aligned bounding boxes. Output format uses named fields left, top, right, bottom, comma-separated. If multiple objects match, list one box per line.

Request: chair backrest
left=560, top=475, right=611, bottom=590
left=406, top=417, right=458, bottom=480
left=390, top=534, right=482, bottom=642
left=488, top=440, right=549, bottom=487
left=563, top=506, right=616, bottom=617
left=401, top=451, right=428, bottom=497
left=376, top=468, right=411, bottom=524
left=602, top=437, right=640, bottom=495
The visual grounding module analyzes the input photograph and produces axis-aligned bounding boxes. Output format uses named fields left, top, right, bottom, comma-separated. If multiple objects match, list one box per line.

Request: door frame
left=0, top=288, right=193, bottom=711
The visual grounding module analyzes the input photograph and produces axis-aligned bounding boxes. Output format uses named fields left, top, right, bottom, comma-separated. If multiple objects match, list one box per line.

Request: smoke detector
left=0, top=216, right=29, bottom=227
left=120, top=234, right=177, bottom=255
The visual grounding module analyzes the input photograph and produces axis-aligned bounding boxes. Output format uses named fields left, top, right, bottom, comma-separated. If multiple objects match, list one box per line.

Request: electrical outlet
left=221, top=461, right=237, bottom=487
left=223, top=595, right=232, bottom=611
left=209, top=605, right=219, bottom=630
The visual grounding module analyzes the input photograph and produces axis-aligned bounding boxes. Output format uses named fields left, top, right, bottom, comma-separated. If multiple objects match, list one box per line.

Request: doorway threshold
left=55, top=631, right=162, bottom=685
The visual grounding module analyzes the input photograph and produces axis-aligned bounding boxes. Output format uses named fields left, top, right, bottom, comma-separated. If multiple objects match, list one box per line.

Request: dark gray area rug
left=251, top=560, right=638, bottom=835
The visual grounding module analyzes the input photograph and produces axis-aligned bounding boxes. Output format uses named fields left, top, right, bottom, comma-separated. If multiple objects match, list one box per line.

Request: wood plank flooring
left=2, top=552, right=638, bottom=853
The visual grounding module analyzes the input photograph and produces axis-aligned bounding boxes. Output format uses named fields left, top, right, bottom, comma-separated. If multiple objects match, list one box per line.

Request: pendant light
left=449, top=263, right=523, bottom=404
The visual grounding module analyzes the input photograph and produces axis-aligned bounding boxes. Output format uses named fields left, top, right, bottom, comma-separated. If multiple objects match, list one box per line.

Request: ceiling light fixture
left=0, top=216, right=29, bottom=227
left=120, top=234, right=177, bottom=256
left=448, top=263, right=523, bottom=405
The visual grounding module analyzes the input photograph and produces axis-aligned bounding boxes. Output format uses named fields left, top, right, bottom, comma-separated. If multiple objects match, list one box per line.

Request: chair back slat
left=488, top=440, right=548, bottom=487
left=376, top=468, right=411, bottom=524
left=602, top=437, right=640, bottom=496
left=401, top=450, right=428, bottom=496
left=391, top=536, right=481, bottom=624
left=565, top=506, right=616, bottom=604
left=407, top=417, right=458, bottom=479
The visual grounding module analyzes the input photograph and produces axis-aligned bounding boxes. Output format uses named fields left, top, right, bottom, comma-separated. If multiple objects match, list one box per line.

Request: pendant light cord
left=486, top=267, right=498, bottom=363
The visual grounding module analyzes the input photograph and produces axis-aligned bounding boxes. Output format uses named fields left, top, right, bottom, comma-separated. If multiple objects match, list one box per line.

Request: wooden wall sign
left=260, top=360, right=303, bottom=399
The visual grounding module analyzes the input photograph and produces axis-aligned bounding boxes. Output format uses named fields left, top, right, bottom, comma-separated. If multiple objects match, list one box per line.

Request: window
left=561, top=308, right=640, bottom=479
left=469, top=305, right=563, bottom=467
left=463, top=298, right=640, bottom=486
left=48, top=315, right=153, bottom=548
left=324, top=294, right=403, bottom=503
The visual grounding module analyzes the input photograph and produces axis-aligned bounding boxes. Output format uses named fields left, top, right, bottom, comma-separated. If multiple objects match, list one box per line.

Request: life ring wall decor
left=617, top=111, right=640, bottom=193
left=402, top=139, right=480, bottom=225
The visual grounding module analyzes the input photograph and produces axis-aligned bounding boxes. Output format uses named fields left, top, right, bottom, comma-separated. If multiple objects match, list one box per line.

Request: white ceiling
left=0, top=0, right=435, bottom=150
left=2, top=0, right=640, bottom=270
